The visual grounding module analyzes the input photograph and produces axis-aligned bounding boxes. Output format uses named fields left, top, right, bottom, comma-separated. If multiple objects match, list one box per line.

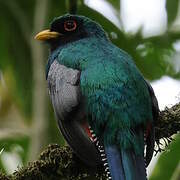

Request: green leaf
left=166, top=0, right=179, bottom=26
left=0, top=3, right=33, bottom=118
left=150, top=135, right=180, bottom=180
left=108, top=0, right=121, bottom=11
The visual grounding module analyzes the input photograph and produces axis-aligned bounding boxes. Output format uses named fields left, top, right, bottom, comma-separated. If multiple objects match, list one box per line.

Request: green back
left=52, top=36, right=153, bottom=154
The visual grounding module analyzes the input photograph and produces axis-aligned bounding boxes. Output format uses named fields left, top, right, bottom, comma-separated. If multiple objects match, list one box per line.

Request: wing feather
left=48, top=60, right=81, bottom=120
left=145, top=81, right=159, bottom=166
left=47, top=60, right=102, bottom=167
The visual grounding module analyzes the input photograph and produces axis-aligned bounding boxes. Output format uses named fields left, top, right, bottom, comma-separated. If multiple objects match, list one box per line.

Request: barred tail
left=89, top=126, right=147, bottom=180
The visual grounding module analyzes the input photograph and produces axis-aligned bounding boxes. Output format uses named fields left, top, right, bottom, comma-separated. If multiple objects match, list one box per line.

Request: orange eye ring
left=64, top=20, right=77, bottom=32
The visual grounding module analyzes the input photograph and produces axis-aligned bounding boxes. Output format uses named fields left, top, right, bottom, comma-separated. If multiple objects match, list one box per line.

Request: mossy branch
left=0, top=145, right=106, bottom=180
left=0, top=103, right=180, bottom=180
left=154, top=103, right=180, bottom=153
left=155, top=103, right=180, bottom=140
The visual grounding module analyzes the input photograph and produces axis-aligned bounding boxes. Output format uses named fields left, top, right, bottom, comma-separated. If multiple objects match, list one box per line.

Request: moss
left=155, top=103, right=180, bottom=140
left=0, top=171, right=11, bottom=180
left=154, top=103, right=180, bottom=153
left=0, top=144, right=106, bottom=180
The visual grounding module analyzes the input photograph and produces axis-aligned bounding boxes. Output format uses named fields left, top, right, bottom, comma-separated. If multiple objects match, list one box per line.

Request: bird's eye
left=64, top=20, right=77, bottom=32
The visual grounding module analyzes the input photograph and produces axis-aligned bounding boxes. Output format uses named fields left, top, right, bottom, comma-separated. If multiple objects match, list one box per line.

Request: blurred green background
left=0, top=0, right=179, bottom=179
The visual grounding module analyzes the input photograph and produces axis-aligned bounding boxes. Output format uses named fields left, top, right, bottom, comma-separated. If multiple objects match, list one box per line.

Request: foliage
left=150, top=135, right=180, bottom=180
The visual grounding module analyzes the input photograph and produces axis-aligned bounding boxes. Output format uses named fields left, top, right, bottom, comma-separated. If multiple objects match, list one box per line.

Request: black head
left=35, top=14, right=108, bottom=51
left=48, top=14, right=88, bottom=51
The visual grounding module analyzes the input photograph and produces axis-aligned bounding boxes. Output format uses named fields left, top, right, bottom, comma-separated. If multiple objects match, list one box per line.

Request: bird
left=35, top=14, right=159, bottom=180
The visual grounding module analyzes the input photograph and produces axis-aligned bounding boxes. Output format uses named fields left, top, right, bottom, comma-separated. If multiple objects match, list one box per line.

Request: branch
left=0, top=103, right=179, bottom=179
left=154, top=103, right=180, bottom=153
left=28, top=0, right=49, bottom=161
left=1, top=145, right=106, bottom=180
left=68, top=0, right=78, bottom=14
left=155, top=103, right=180, bottom=141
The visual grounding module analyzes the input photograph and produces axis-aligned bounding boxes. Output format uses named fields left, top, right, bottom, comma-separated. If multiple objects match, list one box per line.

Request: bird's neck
left=46, top=36, right=111, bottom=77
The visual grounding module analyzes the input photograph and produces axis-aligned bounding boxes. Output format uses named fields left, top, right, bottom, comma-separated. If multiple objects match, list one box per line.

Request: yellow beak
left=34, top=29, right=61, bottom=41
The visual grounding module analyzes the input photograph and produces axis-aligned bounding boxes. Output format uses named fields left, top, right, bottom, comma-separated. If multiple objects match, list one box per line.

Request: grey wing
left=145, top=81, right=159, bottom=167
left=48, top=60, right=81, bottom=121
left=47, top=60, right=102, bottom=167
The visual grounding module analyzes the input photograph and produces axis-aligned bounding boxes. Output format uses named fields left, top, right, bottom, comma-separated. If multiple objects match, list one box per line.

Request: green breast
left=58, top=37, right=153, bottom=154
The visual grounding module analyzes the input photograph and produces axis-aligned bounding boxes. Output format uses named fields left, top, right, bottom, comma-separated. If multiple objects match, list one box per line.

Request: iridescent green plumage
left=48, top=15, right=153, bottom=155
left=44, top=14, right=158, bottom=180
